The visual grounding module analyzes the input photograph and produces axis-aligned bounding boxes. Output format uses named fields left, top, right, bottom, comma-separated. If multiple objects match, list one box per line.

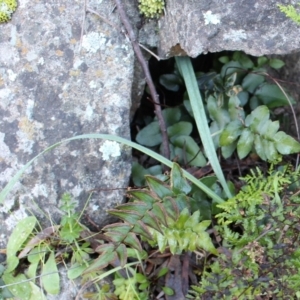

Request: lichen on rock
left=0, top=0, right=17, bottom=23
left=138, top=0, right=165, bottom=18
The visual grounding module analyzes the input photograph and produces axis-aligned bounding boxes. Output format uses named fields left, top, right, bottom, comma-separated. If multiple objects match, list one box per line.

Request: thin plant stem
left=113, top=0, right=170, bottom=160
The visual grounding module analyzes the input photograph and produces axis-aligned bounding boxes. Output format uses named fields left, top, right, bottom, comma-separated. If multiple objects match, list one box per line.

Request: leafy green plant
left=189, top=165, right=300, bottom=299
left=154, top=52, right=299, bottom=165
left=136, top=106, right=207, bottom=168
left=278, top=3, right=300, bottom=25
left=85, top=162, right=217, bottom=275
left=0, top=193, right=93, bottom=299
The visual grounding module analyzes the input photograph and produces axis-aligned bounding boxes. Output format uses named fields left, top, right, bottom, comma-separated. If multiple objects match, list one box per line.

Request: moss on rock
left=0, top=0, right=17, bottom=23
left=138, top=0, right=165, bottom=18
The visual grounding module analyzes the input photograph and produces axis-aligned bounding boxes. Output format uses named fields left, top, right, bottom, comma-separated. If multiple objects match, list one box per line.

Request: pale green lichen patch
left=0, top=0, right=17, bottom=23
left=138, top=0, right=165, bottom=18
left=99, top=141, right=121, bottom=160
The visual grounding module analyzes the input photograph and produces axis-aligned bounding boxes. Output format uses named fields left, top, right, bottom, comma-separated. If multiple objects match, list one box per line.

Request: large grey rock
left=157, top=0, right=300, bottom=58
left=0, top=0, right=136, bottom=250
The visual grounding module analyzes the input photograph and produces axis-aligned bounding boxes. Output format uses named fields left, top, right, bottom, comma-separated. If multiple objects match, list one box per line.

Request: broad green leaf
left=67, top=262, right=86, bottom=279
left=257, top=56, right=268, bottom=67
left=135, top=121, right=162, bottom=147
left=41, top=252, right=59, bottom=295
left=219, top=56, right=229, bottom=64
left=170, top=162, right=191, bottom=195
left=245, top=105, right=269, bottom=132
left=249, top=95, right=261, bottom=110
left=155, top=230, right=167, bottom=252
left=84, top=251, right=116, bottom=274
left=207, top=96, right=230, bottom=129
left=107, top=210, right=141, bottom=224
left=242, top=73, right=265, bottom=93
left=145, top=176, right=173, bottom=198
left=221, top=142, right=237, bottom=159
left=6, top=216, right=37, bottom=273
left=131, top=162, right=149, bottom=187
left=175, top=208, right=190, bottom=229
left=27, top=261, right=39, bottom=280
left=269, top=58, right=285, bottom=69
left=2, top=273, right=31, bottom=300
left=219, top=120, right=243, bottom=146
left=237, top=91, right=249, bottom=106
left=184, top=210, right=200, bottom=229
left=0, top=278, right=14, bottom=298
left=162, top=286, right=175, bottom=296
left=29, top=282, right=46, bottom=300
left=157, top=267, right=169, bottom=278
left=196, top=232, right=218, bottom=255
left=173, top=135, right=207, bottom=167
left=161, top=107, right=181, bottom=127
left=260, top=119, right=280, bottom=139
left=168, top=121, right=193, bottom=141
left=221, top=61, right=243, bottom=77
left=159, top=74, right=183, bottom=91
left=194, top=220, right=212, bottom=232
left=131, top=162, right=163, bottom=187
left=262, top=140, right=279, bottom=162
left=274, top=131, right=300, bottom=154
left=228, top=95, right=245, bottom=120
left=254, top=135, right=267, bottom=160
left=183, top=99, right=194, bottom=118
left=237, top=129, right=255, bottom=159
left=255, top=84, right=290, bottom=108
left=233, top=51, right=254, bottom=69
left=165, top=229, right=178, bottom=254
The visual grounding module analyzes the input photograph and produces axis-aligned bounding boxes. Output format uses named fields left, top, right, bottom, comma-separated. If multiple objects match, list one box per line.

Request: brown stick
left=113, top=0, right=170, bottom=160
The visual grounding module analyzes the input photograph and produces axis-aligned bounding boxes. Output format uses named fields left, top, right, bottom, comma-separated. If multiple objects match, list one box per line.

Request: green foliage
left=0, top=0, right=17, bottom=23
left=85, top=162, right=217, bottom=275
left=136, top=106, right=207, bottom=167
left=113, top=271, right=149, bottom=300
left=1, top=193, right=93, bottom=298
left=189, top=165, right=300, bottom=299
left=138, top=0, right=165, bottom=18
left=278, top=3, right=300, bottom=25
left=156, top=52, right=299, bottom=164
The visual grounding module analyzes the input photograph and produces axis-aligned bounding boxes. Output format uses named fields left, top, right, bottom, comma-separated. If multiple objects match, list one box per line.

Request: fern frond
left=278, top=4, right=300, bottom=25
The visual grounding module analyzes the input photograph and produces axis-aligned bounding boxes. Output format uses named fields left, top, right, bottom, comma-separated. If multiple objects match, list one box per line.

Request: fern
left=278, top=4, right=300, bottom=25
left=189, top=165, right=300, bottom=299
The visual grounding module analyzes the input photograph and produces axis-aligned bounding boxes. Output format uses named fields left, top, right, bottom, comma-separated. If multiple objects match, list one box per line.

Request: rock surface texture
left=0, top=0, right=135, bottom=251
left=1, top=0, right=300, bottom=297
left=158, top=0, right=300, bottom=58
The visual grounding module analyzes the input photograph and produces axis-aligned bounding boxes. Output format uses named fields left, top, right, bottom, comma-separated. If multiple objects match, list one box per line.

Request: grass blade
left=175, top=56, right=232, bottom=198
left=0, top=134, right=225, bottom=204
